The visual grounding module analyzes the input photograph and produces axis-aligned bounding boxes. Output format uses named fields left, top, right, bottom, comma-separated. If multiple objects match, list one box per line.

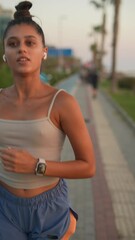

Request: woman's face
left=4, top=24, right=47, bottom=76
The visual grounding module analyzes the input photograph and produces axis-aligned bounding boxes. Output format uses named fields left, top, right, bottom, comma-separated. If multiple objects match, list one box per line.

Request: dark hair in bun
left=3, top=1, right=45, bottom=47
left=14, top=1, right=32, bottom=19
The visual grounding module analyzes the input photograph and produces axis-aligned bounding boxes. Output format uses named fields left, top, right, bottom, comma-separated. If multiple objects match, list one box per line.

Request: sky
left=0, top=0, right=135, bottom=74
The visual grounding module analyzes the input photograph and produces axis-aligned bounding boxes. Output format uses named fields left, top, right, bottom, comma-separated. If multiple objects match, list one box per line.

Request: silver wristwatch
left=35, top=158, right=47, bottom=176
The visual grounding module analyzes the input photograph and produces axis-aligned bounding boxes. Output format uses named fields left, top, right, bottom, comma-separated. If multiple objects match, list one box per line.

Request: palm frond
left=90, top=0, right=102, bottom=8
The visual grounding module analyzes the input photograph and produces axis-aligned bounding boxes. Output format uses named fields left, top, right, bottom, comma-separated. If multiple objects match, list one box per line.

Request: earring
left=43, top=52, right=47, bottom=60
left=3, top=54, right=7, bottom=62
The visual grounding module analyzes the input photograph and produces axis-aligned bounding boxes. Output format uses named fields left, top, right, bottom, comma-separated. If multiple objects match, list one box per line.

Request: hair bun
left=14, top=1, right=32, bottom=19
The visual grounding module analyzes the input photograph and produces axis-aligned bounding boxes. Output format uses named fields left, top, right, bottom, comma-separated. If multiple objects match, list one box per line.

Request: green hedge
left=112, top=90, right=135, bottom=122
left=118, top=76, right=135, bottom=90
left=0, top=65, right=13, bottom=88
left=0, top=64, right=77, bottom=88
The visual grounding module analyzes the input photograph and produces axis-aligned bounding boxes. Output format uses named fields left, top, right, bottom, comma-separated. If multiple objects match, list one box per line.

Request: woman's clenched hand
left=0, top=147, right=37, bottom=174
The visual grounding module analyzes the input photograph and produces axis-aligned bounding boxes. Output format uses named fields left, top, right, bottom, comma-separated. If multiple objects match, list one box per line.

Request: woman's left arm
left=45, top=92, right=96, bottom=179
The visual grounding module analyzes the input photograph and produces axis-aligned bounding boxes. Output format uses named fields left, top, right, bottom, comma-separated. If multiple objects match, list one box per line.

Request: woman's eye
left=26, top=41, right=36, bottom=46
left=8, top=42, right=17, bottom=47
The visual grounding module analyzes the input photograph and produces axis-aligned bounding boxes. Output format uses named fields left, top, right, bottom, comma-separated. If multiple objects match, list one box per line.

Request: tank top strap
left=47, top=89, right=65, bottom=118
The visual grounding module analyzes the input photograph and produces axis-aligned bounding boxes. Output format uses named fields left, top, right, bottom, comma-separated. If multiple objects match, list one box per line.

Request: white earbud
left=43, top=52, right=47, bottom=60
left=3, top=54, right=7, bottom=62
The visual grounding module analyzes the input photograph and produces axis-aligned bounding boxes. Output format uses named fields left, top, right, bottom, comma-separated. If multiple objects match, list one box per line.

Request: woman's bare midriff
left=0, top=179, right=60, bottom=198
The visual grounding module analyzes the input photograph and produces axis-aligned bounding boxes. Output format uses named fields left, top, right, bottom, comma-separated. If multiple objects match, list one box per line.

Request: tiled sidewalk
left=89, top=85, right=135, bottom=240
left=62, top=81, right=135, bottom=240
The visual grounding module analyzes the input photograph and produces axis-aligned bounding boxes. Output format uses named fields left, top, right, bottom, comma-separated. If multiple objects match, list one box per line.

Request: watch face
left=37, top=163, right=46, bottom=174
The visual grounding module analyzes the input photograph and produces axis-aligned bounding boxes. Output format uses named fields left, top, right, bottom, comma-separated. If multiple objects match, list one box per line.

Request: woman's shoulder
left=55, top=88, right=77, bottom=103
left=0, top=86, right=13, bottom=94
left=53, top=89, right=79, bottom=116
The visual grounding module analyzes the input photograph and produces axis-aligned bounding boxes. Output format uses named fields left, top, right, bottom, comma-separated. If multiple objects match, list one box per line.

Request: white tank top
left=0, top=89, right=66, bottom=189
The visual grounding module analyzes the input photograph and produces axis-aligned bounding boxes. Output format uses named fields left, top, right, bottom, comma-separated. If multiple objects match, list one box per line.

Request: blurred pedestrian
left=88, top=67, right=99, bottom=98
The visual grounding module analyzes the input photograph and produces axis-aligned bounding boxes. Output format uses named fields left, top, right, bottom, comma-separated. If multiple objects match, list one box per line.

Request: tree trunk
left=111, top=0, right=121, bottom=92
left=99, top=12, right=106, bottom=80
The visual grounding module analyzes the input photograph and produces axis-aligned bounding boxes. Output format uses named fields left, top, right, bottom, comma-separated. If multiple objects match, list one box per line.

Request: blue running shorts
left=0, top=179, right=78, bottom=240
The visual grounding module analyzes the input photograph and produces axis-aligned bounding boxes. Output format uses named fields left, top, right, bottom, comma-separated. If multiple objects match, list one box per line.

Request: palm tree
left=89, top=25, right=103, bottom=66
left=110, top=0, right=121, bottom=92
left=90, top=43, right=98, bottom=64
left=90, top=0, right=108, bottom=75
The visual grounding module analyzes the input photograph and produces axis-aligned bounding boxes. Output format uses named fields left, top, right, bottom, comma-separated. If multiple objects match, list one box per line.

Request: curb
left=100, top=89, right=135, bottom=134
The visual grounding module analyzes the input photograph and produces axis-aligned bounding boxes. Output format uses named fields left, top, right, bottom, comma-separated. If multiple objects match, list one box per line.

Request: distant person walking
left=88, top=67, right=99, bottom=98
